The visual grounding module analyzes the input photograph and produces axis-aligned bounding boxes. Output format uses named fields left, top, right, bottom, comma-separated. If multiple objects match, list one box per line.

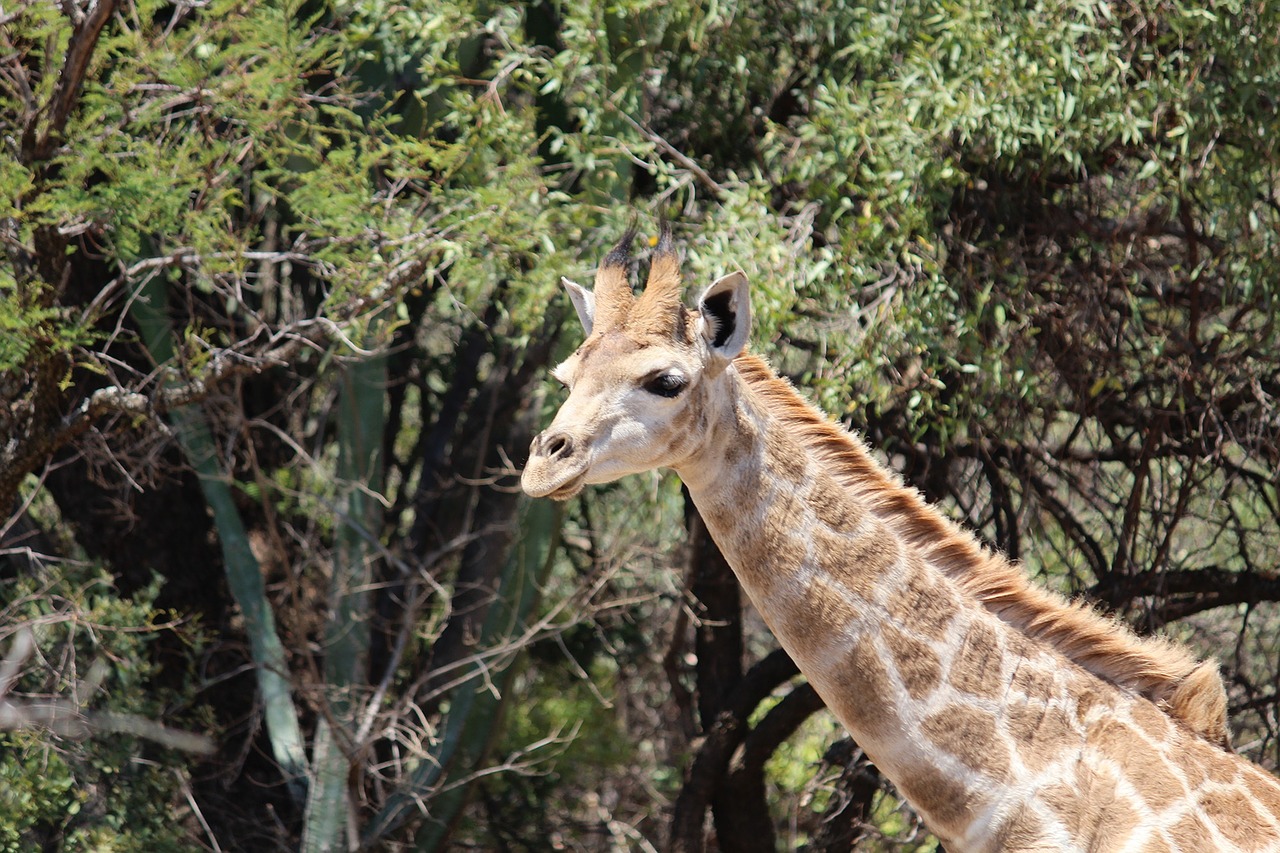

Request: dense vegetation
left=2, top=0, right=1278, bottom=849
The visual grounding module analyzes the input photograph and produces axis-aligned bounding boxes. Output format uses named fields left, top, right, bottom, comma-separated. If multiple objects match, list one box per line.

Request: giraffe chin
left=547, top=474, right=586, bottom=501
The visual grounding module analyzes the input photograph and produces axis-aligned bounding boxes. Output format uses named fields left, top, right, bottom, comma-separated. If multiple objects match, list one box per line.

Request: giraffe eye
left=643, top=374, right=686, bottom=398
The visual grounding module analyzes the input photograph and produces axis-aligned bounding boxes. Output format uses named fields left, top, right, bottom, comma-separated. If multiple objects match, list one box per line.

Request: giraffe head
left=522, top=226, right=750, bottom=500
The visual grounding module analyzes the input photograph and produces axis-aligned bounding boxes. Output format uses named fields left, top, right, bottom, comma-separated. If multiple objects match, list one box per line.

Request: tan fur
left=732, top=352, right=1231, bottom=745
left=592, top=227, right=638, bottom=331
left=1165, top=660, right=1233, bottom=750
left=922, top=704, right=1011, bottom=776
left=630, top=223, right=682, bottom=332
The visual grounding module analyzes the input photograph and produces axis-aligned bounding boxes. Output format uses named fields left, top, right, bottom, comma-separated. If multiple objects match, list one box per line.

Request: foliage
left=0, top=561, right=198, bottom=851
left=2, top=0, right=1278, bottom=848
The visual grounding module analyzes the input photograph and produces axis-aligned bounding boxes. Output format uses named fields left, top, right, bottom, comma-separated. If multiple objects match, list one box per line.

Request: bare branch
left=609, top=104, right=728, bottom=201
left=0, top=627, right=34, bottom=697
left=35, top=0, right=119, bottom=160
left=0, top=627, right=214, bottom=754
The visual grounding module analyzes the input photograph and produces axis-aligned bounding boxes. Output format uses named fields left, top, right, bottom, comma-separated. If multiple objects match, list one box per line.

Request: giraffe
left=521, top=226, right=1280, bottom=852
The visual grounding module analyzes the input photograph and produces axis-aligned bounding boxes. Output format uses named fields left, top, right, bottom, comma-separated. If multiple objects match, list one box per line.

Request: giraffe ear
left=562, top=277, right=595, bottom=336
left=696, top=271, right=750, bottom=360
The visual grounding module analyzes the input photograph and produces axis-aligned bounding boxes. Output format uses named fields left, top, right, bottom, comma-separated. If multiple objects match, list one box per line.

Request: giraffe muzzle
left=522, top=430, right=589, bottom=500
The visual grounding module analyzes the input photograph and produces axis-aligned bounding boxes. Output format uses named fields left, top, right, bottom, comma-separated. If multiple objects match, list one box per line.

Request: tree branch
left=714, top=683, right=825, bottom=853
left=0, top=628, right=213, bottom=754
left=34, top=0, right=119, bottom=161
left=0, top=315, right=332, bottom=510
left=1091, top=566, right=1280, bottom=628
left=669, top=649, right=802, bottom=853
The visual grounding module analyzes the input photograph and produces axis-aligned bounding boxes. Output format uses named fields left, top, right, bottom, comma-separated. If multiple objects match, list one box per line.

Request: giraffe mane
left=733, top=353, right=1232, bottom=748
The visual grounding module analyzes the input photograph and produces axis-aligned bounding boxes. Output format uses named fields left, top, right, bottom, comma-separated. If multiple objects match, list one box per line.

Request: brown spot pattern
left=787, top=575, right=862, bottom=659
left=1006, top=654, right=1061, bottom=704
left=1041, top=780, right=1085, bottom=835
left=831, top=638, right=896, bottom=742
left=1089, top=804, right=1136, bottom=851
left=885, top=561, right=956, bottom=640
left=1201, top=788, right=1278, bottom=850
left=805, top=574, right=862, bottom=618
left=921, top=704, right=1010, bottom=779
left=813, top=524, right=896, bottom=599
left=894, top=764, right=976, bottom=837
left=951, top=619, right=1006, bottom=699
left=1168, top=813, right=1216, bottom=849
left=1006, top=703, right=1079, bottom=772
left=991, top=805, right=1047, bottom=850
left=1244, top=767, right=1280, bottom=819
left=1089, top=719, right=1180, bottom=811
left=1002, top=629, right=1039, bottom=661
left=1172, top=742, right=1210, bottom=791
left=1175, top=738, right=1242, bottom=787
left=882, top=626, right=942, bottom=700
left=735, top=496, right=806, bottom=589
left=1071, top=682, right=1107, bottom=728
left=718, top=437, right=746, bottom=473
left=1041, top=762, right=1128, bottom=844
left=1128, top=697, right=1173, bottom=743
left=762, top=488, right=808, bottom=540
left=809, top=472, right=863, bottom=532
left=763, top=429, right=807, bottom=485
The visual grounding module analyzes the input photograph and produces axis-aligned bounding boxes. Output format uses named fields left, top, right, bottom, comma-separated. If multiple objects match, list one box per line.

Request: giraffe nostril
left=542, top=433, right=573, bottom=460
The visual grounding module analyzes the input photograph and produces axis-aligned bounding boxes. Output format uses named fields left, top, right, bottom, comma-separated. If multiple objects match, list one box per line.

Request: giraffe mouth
left=546, top=473, right=586, bottom=501
left=521, top=455, right=589, bottom=501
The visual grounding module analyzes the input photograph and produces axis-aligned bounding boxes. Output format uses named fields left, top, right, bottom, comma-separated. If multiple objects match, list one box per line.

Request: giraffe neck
left=678, top=362, right=1015, bottom=844
left=674, top=357, right=1280, bottom=851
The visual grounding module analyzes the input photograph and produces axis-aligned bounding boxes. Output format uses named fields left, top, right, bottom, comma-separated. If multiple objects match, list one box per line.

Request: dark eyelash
left=643, top=374, right=686, bottom=398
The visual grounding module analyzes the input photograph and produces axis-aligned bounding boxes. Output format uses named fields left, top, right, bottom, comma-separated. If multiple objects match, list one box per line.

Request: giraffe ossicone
left=522, top=226, right=1280, bottom=852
